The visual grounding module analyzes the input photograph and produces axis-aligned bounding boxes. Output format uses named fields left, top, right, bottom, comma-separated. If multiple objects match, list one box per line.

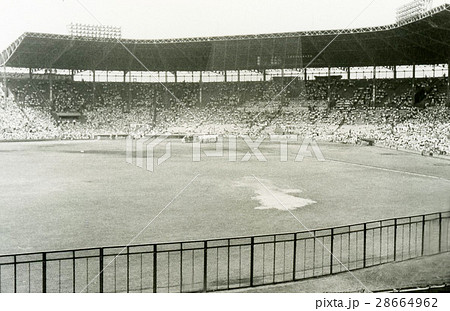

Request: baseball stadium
left=0, top=0, right=449, bottom=293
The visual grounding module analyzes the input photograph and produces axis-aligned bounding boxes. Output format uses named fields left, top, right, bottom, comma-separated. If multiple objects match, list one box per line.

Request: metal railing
left=0, top=211, right=449, bottom=293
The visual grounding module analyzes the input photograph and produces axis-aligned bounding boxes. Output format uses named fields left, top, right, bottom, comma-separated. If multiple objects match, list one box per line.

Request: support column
left=123, top=71, right=128, bottom=112
left=224, top=70, right=227, bottom=82
left=71, top=70, right=75, bottom=81
left=237, top=70, right=241, bottom=104
left=92, top=69, right=96, bottom=106
left=412, top=64, right=416, bottom=106
left=164, top=73, right=169, bottom=107
left=174, top=71, right=177, bottom=83
left=372, top=65, right=377, bottom=106
left=281, top=68, right=285, bottom=104
left=152, top=96, right=157, bottom=127
left=263, top=69, right=267, bottom=82
left=347, top=67, right=351, bottom=80
left=29, top=68, right=33, bottom=79
left=393, top=66, right=397, bottom=80
left=447, top=61, right=450, bottom=107
left=128, top=70, right=132, bottom=111
left=49, top=69, right=53, bottom=106
left=304, top=68, right=307, bottom=81
left=199, top=71, right=203, bottom=105
left=327, top=66, right=331, bottom=105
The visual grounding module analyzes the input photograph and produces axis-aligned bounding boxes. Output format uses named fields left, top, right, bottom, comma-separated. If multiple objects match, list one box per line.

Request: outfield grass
left=0, top=139, right=448, bottom=255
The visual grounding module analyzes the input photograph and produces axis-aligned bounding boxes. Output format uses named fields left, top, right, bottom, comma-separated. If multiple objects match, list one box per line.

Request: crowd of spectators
left=1, top=77, right=449, bottom=155
left=0, top=98, right=58, bottom=140
left=269, top=105, right=449, bottom=155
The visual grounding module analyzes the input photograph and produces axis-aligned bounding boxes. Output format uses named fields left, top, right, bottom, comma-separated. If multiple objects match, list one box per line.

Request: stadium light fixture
left=396, top=0, right=433, bottom=24
left=68, top=23, right=122, bottom=39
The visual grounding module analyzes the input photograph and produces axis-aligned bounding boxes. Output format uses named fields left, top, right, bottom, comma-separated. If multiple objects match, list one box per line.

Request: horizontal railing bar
left=0, top=211, right=447, bottom=259
left=0, top=243, right=396, bottom=266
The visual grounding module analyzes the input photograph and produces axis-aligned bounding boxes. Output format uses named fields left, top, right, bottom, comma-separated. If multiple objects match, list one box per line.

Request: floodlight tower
left=67, top=23, right=122, bottom=39
left=396, top=0, right=433, bottom=23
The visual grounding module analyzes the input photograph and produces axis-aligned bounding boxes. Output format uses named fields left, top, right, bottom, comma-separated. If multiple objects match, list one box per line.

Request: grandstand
left=0, top=2, right=449, bottom=294
left=0, top=4, right=449, bottom=153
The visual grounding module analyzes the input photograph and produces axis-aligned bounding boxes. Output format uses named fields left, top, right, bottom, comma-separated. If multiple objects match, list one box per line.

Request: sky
left=0, top=0, right=448, bottom=51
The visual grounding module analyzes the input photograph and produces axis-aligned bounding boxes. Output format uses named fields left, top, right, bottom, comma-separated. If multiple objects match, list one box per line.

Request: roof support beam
left=305, top=36, right=330, bottom=67
left=47, top=40, right=76, bottom=69
left=399, top=34, right=445, bottom=62
left=0, top=34, right=25, bottom=66
left=350, top=34, right=374, bottom=65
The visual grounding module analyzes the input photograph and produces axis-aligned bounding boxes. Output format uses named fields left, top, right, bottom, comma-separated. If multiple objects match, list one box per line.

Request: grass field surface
left=0, top=138, right=448, bottom=255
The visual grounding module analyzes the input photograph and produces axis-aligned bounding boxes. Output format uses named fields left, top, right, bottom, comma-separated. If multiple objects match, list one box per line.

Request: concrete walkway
left=229, top=252, right=450, bottom=293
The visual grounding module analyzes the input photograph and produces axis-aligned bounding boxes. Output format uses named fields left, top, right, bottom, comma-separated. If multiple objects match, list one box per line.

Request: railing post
left=42, top=253, right=47, bottom=293
left=330, top=228, right=334, bottom=274
left=13, top=255, right=17, bottom=293
left=227, top=239, right=230, bottom=290
left=153, top=244, right=157, bottom=293
left=180, top=243, right=183, bottom=293
left=421, top=215, right=426, bottom=256
left=203, top=241, right=208, bottom=292
left=293, top=233, right=297, bottom=280
left=393, top=219, right=397, bottom=261
left=363, top=224, right=367, bottom=268
left=126, top=246, right=130, bottom=293
left=99, top=248, right=104, bottom=293
left=250, top=237, right=254, bottom=287
left=72, top=251, right=76, bottom=293
left=438, top=213, right=442, bottom=253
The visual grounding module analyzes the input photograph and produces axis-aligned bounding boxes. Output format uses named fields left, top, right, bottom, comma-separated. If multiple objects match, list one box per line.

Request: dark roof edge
left=19, top=3, right=450, bottom=45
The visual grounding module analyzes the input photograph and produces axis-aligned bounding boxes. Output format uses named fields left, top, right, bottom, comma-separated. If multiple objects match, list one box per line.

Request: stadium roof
left=1, top=4, right=449, bottom=72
